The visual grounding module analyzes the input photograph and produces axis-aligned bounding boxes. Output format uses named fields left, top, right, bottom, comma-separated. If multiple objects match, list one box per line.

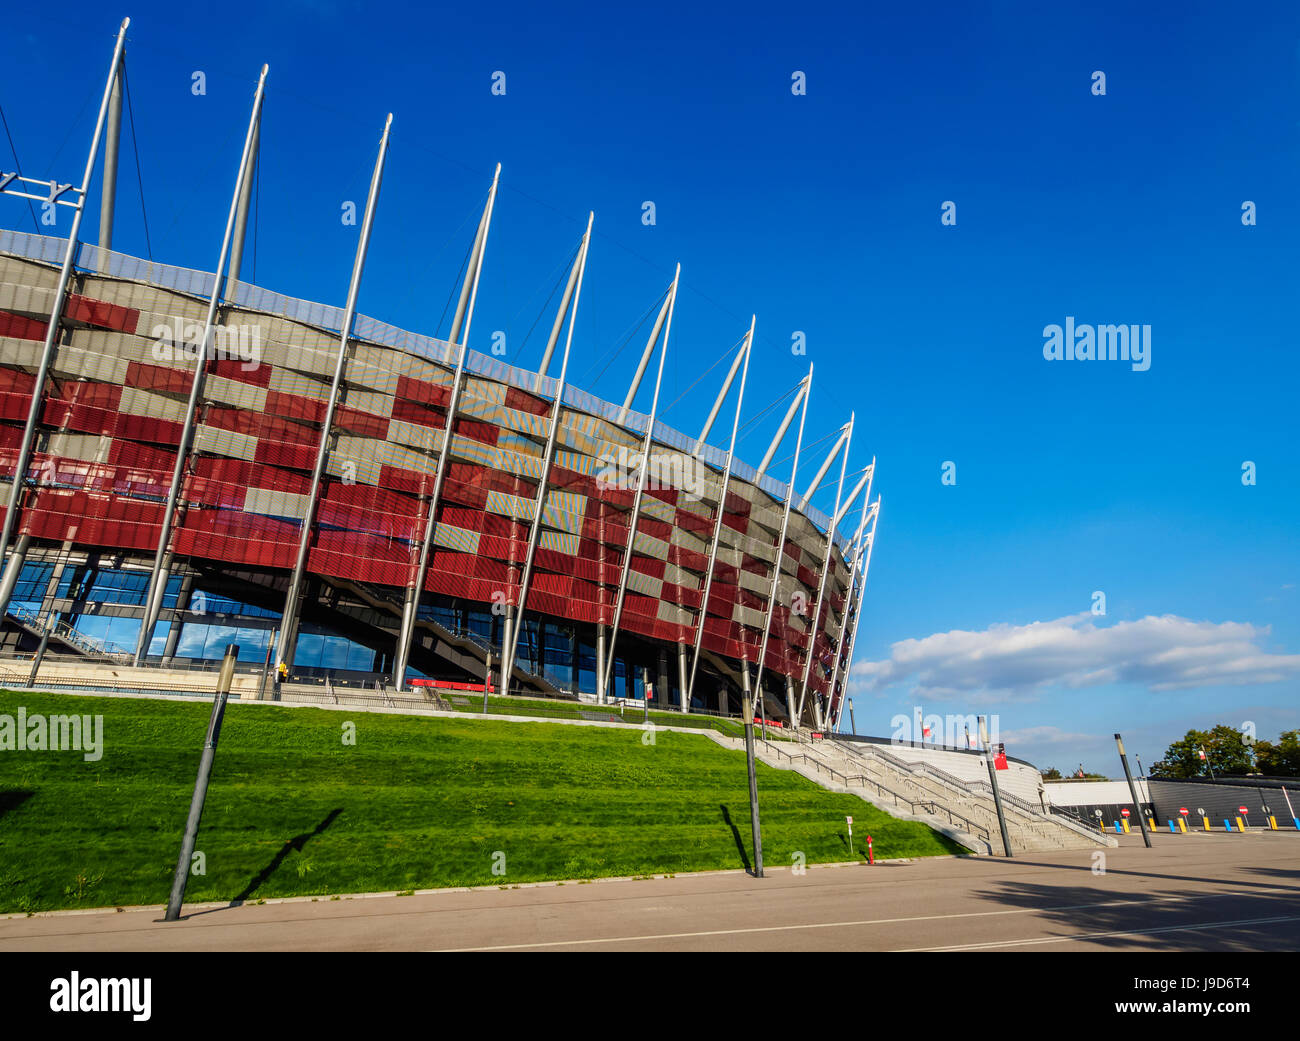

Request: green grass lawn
left=0, top=689, right=966, bottom=913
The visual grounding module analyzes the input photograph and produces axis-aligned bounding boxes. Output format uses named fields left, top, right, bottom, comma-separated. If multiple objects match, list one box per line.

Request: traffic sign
left=1179, top=807, right=1188, bottom=815
left=846, top=816, right=853, bottom=825
left=1197, top=807, right=1205, bottom=816
left=1121, top=808, right=1131, bottom=817
left=1239, top=806, right=1249, bottom=814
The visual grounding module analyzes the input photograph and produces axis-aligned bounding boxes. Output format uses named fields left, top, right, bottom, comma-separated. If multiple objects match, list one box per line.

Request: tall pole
left=685, top=320, right=754, bottom=705
left=832, top=495, right=879, bottom=731
left=276, top=114, right=393, bottom=672
left=795, top=415, right=853, bottom=724
left=500, top=213, right=594, bottom=690
left=224, top=117, right=260, bottom=301
left=98, top=50, right=123, bottom=252
left=1115, top=732, right=1152, bottom=848
left=392, top=165, right=501, bottom=689
left=980, top=715, right=1014, bottom=857
left=756, top=374, right=809, bottom=478
left=133, top=64, right=270, bottom=663
left=752, top=366, right=811, bottom=728
left=165, top=644, right=240, bottom=921
left=823, top=482, right=875, bottom=731
left=0, top=18, right=131, bottom=611
left=600, top=269, right=679, bottom=700
left=742, top=663, right=764, bottom=878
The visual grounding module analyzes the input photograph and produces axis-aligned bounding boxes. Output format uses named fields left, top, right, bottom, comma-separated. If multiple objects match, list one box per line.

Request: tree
left=1150, top=729, right=1211, bottom=779
left=1207, top=724, right=1255, bottom=775
left=1041, top=767, right=1062, bottom=780
left=1254, top=730, right=1300, bottom=777
left=1151, top=724, right=1270, bottom=778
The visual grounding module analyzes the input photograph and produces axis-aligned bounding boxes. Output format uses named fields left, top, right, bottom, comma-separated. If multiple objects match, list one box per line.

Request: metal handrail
left=832, top=740, right=1089, bottom=842
left=760, top=735, right=991, bottom=842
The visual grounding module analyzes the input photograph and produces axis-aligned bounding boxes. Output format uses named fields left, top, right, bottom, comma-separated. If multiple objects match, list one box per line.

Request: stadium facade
left=0, top=20, right=879, bottom=729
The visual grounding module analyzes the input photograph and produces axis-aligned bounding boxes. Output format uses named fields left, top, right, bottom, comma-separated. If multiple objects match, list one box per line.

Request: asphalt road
left=1, top=833, right=1296, bottom=952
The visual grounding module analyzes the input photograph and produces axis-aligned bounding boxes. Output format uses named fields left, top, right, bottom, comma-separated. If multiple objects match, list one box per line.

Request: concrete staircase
left=753, top=731, right=1112, bottom=854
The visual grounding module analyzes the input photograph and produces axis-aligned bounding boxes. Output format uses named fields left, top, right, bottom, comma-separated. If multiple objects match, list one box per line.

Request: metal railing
left=830, top=739, right=1096, bottom=845
left=9, top=606, right=134, bottom=662
left=759, top=735, right=992, bottom=843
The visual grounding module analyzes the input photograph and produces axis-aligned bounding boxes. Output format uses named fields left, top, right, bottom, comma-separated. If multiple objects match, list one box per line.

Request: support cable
left=578, top=289, right=664, bottom=391
left=737, top=383, right=798, bottom=442
left=510, top=242, right=580, bottom=365
left=661, top=334, right=746, bottom=417
left=0, top=100, right=40, bottom=231
left=122, top=62, right=153, bottom=260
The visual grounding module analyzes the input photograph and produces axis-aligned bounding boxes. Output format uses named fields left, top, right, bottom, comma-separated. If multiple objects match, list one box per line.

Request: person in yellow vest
left=277, top=660, right=288, bottom=687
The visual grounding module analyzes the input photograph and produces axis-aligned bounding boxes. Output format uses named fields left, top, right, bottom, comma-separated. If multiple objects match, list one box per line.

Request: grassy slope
left=0, top=690, right=965, bottom=913
left=442, top=692, right=761, bottom=739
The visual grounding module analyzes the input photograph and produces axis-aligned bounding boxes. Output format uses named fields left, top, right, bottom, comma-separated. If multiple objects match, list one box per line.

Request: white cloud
left=1000, top=725, right=1099, bottom=746
left=851, top=612, right=1300, bottom=702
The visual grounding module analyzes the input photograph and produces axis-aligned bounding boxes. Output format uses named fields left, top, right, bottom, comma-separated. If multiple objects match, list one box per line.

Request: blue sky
left=2, top=1, right=1297, bottom=774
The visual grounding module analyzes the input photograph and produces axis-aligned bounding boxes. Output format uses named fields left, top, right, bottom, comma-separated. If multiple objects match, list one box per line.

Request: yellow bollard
left=1121, top=819, right=1130, bottom=834
left=1147, top=817, right=1157, bottom=831
left=1235, top=817, right=1245, bottom=831
left=1177, top=818, right=1187, bottom=833
left=1269, top=816, right=1278, bottom=830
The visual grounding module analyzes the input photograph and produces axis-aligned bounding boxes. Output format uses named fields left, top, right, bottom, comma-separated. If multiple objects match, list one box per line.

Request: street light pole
left=741, top=668, right=764, bottom=879
left=1114, top=732, right=1152, bottom=848
left=979, top=716, right=1013, bottom=858
left=166, top=645, right=240, bottom=920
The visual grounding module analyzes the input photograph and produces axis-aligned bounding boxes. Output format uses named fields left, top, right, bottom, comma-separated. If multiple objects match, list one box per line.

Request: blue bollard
left=1169, top=820, right=1177, bottom=833
left=1224, top=819, right=1233, bottom=831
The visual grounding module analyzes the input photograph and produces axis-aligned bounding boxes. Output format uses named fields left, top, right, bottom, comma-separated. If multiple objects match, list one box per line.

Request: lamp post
left=166, top=645, right=240, bottom=920
left=1114, top=732, right=1152, bottom=848
left=979, top=716, right=1013, bottom=858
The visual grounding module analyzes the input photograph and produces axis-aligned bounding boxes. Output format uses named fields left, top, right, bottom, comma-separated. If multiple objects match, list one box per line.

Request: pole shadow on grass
left=227, top=808, right=344, bottom=906
left=720, top=804, right=753, bottom=875
left=0, top=790, right=34, bottom=821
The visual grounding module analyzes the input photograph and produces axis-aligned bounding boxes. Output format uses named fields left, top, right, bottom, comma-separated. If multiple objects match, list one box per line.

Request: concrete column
left=500, top=607, right=514, bottom=698
left=139, top=553, right=173, bottom=655
left=161, top=571, right=194, bottom=663
left=568, top=624, right=578, bottom=693
left=657, top=645, right=669, bottom=708
left=678, top=643, right=689, bottom=712
left=595, top=623, right=606, bottom=703
left=786, top=675, right=797, bottom=729
left=281, top=584, right=302, bottom=669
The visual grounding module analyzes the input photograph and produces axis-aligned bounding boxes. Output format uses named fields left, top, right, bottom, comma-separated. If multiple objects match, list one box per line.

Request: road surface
left=1, top=833, right=1295, bottom=951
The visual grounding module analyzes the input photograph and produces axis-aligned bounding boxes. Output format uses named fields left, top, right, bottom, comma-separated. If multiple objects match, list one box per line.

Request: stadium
left=0, top=22, right=878, bottom=730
